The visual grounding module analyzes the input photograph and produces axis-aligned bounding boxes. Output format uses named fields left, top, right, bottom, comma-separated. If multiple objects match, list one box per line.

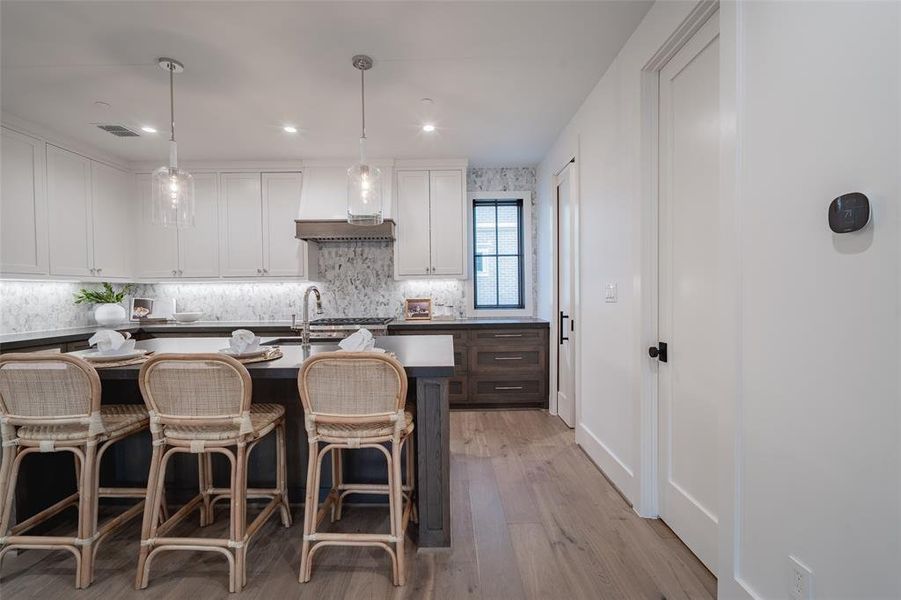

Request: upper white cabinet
left=299, top=164, right=393, bottom=220
left=394, top=167, right=466, bottom=278
left=219, top=173, right=264, bottom=277
left=135, top=172, right=220, bottom=278
left=47, top=145, right=94, bottom=277
left=263, top=172, right=317, bottom=278
left=0, top=127, right=47, bottom=275
left=91, top=161, right=133, bottom=278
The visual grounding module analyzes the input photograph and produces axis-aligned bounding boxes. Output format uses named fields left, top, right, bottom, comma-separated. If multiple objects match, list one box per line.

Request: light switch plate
left=788, top=555, right=813, bottom=600
left=604, top=283, right=617, bottom=303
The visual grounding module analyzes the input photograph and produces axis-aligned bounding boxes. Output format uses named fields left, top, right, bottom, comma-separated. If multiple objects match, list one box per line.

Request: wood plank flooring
left=0, top=410, right=715, bottom=599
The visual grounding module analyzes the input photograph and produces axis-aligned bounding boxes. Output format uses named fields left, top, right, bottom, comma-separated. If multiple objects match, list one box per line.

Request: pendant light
left=151, top=57, right=195, bottom=228
left=347, top=55, right=383, bottom=225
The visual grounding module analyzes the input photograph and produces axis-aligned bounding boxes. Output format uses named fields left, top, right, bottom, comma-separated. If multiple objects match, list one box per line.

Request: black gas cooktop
left=309, top=317, right=393, bottom=326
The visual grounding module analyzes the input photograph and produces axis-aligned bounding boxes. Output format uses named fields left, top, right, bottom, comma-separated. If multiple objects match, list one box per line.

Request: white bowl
left=173, top=312, right=203, bottom=323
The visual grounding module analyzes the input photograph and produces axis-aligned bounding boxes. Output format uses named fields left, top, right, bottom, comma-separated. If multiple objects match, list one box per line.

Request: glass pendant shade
left=151, top=165, right=195, bottom=228
left=347, top=150, right=383, bottom=225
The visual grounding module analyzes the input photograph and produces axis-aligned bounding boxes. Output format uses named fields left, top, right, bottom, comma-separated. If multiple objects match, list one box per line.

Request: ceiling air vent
left=95, top=124, right=140, bottom=137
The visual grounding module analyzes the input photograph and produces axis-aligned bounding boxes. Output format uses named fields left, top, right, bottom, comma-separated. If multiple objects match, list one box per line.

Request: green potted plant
left=74, top=282, right=134, bottom=326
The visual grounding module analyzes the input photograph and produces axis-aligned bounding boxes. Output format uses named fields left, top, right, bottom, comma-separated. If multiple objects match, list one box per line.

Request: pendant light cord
left=360, top=68, right=366, bottom=140
left=169, top=65, right=176, bottom=143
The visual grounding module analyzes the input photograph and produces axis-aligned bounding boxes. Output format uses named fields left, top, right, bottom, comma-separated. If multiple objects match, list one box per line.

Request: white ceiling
left=1, top=1, right=652, bottom=167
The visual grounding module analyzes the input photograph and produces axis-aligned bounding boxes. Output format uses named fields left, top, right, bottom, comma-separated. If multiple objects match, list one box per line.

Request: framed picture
left=129, top=298, right=154, bottom=321
left=404, top=298, right=433, bottom=321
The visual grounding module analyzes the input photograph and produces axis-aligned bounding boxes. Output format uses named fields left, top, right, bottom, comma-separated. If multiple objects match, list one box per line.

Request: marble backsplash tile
left=0, top=167, right=537, bottom=334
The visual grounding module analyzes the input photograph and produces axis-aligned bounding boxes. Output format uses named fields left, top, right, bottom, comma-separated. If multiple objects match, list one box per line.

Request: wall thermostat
left=828, top=192, right=870, bottom=233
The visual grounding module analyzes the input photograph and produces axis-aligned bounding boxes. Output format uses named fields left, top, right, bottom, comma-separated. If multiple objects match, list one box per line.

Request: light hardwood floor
left=0, top=410, right=715, bottom=599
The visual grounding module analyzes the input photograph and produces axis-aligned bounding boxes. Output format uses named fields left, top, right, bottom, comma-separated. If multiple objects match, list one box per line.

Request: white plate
left=81, top=349, right=147, bottom=362
left=218, top=347, right=268, bottom=359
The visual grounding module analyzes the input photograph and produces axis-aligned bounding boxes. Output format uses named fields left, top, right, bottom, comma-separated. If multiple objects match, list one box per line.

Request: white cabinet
left=219, top=173, right=264, bottom=277
left=395, top=170, right=432, bottom=276
left=136, top=173, right=219, bottom=278
left=394, top=168, right=466, bottom=278
left=263, top=172, right=317, bottom=278
left=1, top=127, right=47, bottom=275
left=91, top=161, right=133, bottom=278
left=47, top=145, right=94, bottom=277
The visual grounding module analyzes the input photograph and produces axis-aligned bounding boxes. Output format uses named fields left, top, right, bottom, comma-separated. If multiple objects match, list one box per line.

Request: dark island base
left=14, top=377, right=451, bottom=549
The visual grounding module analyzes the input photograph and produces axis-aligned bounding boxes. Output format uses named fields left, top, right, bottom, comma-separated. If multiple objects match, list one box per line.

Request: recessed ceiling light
left=141, top=126, right=157, bottom=134
left=283, top=125, right=298, bottom=133
left=422, top=123, right=436, bottom=133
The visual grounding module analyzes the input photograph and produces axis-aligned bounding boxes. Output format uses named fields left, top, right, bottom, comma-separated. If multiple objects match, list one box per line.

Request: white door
left=1, top=127, right=47, bottom=275
left=90, top=161, right=132, bottom=278
left=262, top=172, right=305, bottom=277
left=47, top=145, right=94, bottom=277
left=556, top=162, right=576, bottom=428
left=657, top=12, right=719, bottom=574
left=428, top=170, right=465, bottom=276
left=219, top=172, right=263, bottom=277
left=178, top=173, right=220, bottom=277
left=395, top=170, right=432, bottom=276
left=135, top=173, right=179, bottom=278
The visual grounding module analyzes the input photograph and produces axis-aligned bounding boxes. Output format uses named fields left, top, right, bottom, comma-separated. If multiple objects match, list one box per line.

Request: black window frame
left=472, top=198, right=525, bottom=310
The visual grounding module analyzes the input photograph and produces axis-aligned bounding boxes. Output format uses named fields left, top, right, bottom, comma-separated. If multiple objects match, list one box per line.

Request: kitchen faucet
left=295, top=286, right=323, bottom=346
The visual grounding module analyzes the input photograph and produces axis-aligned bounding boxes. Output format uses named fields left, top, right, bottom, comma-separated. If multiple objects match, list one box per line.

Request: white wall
left=537, top=0, right=699, bottom=505
left=539, top=0, right=901, bottom=598
left=723, top=1, right=901, bottom=598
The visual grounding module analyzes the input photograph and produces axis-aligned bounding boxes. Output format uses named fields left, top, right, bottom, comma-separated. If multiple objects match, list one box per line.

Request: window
left=473, top=198, right=525, bottom=309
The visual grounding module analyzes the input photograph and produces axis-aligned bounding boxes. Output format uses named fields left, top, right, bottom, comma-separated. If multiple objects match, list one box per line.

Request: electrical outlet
left=789, top=556, right=813, bottom=600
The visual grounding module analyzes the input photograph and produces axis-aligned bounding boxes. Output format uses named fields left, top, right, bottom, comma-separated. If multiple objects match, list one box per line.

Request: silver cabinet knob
left=172, top=270, right=177, bottom=277
left=257, top=267, right=262, bottom=274
left=178, top=269, right=183, bottom=276
left=96, top=268, right=102, bottom=274
left=431, top=266, right=436, bottom=273
left=263, top=268, right=269, bottom=274
left=425, top=267, right=429, bottom=273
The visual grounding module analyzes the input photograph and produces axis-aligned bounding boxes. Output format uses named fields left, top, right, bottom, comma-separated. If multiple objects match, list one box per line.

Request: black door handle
left=648, top=342, right=668, bottom=363
left=559, top=311, right=570, bottom=345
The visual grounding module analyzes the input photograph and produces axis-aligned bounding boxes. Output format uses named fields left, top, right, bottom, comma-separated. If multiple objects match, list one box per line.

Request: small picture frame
left=403, top=298, right=433, bottom=321
left=129, top=298, right=154, bottom=321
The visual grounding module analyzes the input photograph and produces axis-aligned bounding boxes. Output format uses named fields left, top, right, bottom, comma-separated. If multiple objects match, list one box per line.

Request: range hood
left=295, top=219, right=395, bottom=242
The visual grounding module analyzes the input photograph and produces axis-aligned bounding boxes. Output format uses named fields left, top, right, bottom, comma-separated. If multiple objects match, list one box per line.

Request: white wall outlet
left=604, top=282, right=617, bottom=303
left=788, top=555, right=813, bottom=600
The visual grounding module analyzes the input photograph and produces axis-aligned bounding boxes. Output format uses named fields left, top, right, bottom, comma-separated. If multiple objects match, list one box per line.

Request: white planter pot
left=94, top=303, right=127, bottom=326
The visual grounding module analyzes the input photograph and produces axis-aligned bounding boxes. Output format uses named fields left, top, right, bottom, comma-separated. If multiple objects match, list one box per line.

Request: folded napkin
left=338, top=328, right=384, bottom=353
left=89, top=330, right=134, bottom=354
left=230, top=329, right=260, bottom=354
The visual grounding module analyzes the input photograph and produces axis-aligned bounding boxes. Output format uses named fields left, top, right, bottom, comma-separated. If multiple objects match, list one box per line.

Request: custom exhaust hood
left=295, top=165, right=395, bottom=242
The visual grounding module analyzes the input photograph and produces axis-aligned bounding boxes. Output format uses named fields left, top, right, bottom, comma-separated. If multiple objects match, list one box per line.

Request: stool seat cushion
left=16, top=404, right=149, bottom=441
left=164, top=403, right=285, bottom=441
left=316, top=410, right=414, bottom=439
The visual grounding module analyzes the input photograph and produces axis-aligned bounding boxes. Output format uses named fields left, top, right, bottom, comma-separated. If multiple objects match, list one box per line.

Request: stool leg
left=276, top=422, right=292, bottom=527
left=135, top=442, right=165, bottom=590
left=233, top=443, right=248, bottom=592
left=79, top=443, right=98, bottom=589
left=198, top=452, right=213, bottom=527
left=0, top=443, right=14, bottom=530
left=330, top=448, right=342, bottom=523
left=406, top=436, right=417, bottom=524
left=391, top=438, right=405, bottom=586
left=298, top=440, right=319, bottom=583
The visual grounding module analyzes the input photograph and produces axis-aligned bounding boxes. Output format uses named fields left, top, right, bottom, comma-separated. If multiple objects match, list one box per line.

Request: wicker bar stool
left=135, top=353, right=291, bottom=593
left=297, top=351, right=415, bottom=586
left=0, top=353, right=149, bottom=589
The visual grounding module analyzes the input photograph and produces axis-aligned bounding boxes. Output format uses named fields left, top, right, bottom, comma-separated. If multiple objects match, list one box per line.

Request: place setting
left=219, top=329, right=283, bottom=364
left=74, top=330, right=151, bottom=368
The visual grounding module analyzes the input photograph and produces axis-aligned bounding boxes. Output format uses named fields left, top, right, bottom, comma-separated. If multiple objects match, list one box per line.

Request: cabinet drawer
left=470, top=328, right=546, bottom=346
left=471, top=349, right=542, bottom=372
left=391, top=328, right=468, bottom=344
left=469, top=376, right=546, bottom=405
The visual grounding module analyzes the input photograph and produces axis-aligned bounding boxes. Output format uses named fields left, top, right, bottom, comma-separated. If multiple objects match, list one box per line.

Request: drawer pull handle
left=494, top=334, right=523, bottom=338
left=494, top=356, right=524, bottom=361
left=495, top=385, right=523, bottom=391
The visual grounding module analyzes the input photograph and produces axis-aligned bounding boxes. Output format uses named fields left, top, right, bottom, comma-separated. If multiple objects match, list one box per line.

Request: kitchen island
left=15, top=335, right=455, bottom=549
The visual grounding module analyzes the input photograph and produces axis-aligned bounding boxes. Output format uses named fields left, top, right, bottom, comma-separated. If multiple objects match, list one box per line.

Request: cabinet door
left=1, top=127, right=47, bottom=274
left=135, top=173, right=179, bottom=278
left=395, top=170, right=432, bottom=276
left=219, top=172, right=263, bottom=277
left=178, top=173, right=220, bottom=277
left=47, top=145, right=94, bottom=277
left=91, top=161, right=133, bottom=278
left=262, top=172, right=307, bottom=277
left=428, top=170, right=465, bottom=276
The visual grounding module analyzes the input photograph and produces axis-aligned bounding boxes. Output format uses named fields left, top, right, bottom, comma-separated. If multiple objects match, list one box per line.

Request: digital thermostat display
left=828, top=192, right=870, bottom=233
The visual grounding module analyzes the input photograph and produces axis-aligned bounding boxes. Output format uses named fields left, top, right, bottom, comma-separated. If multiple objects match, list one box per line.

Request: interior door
left=395, top=170, right=432, bottom=276
left=47, top=145, right=94, bottom=277
left=262, top=172, right=305, bottom=277
left=428, top=170, right=465, bottom=276
left=179, top=173, right=220, bottom=277
left=90, top=161, right=132, bottom=278
left=556, top=162, right=576, bottom=428
left=219, top=172, right=263, bottom=277
left=657, top=11, right=719, bottom=574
